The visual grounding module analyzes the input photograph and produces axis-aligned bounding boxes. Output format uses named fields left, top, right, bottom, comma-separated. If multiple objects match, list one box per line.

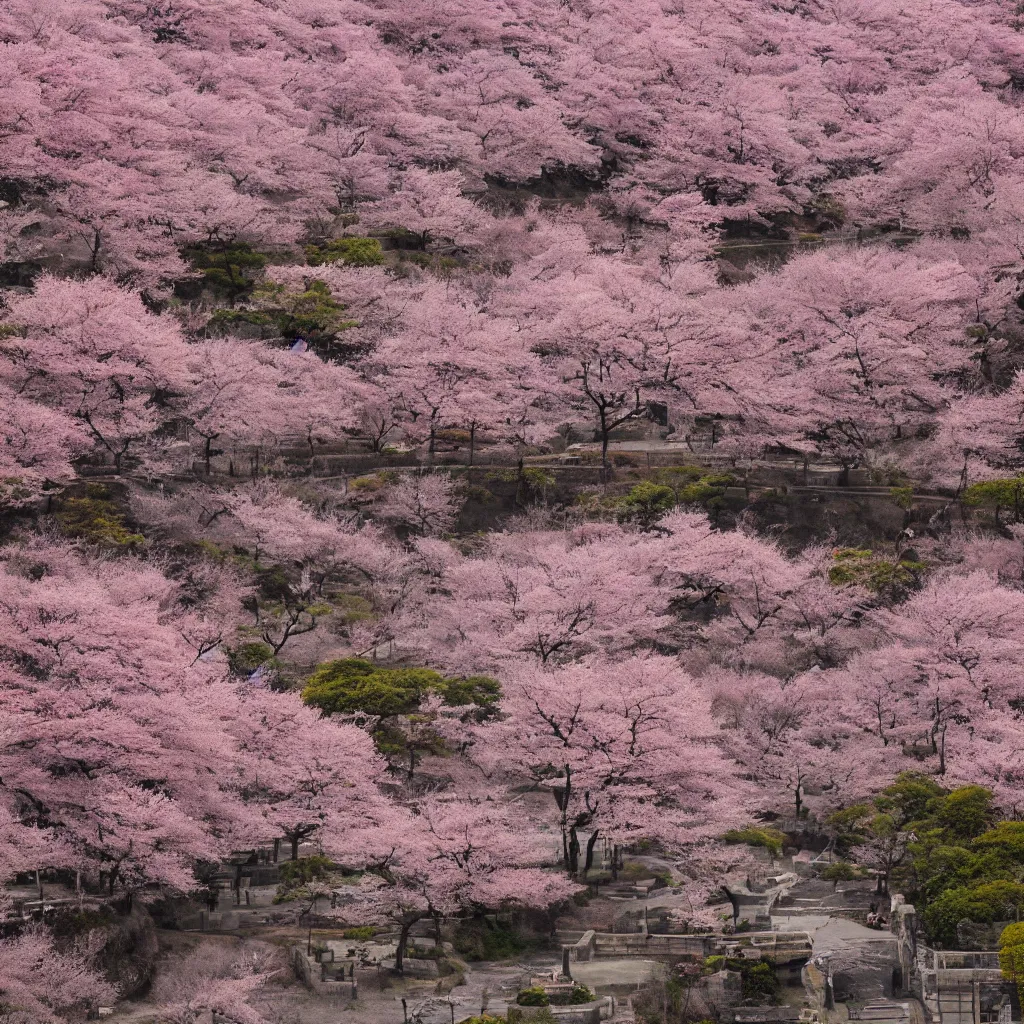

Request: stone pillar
left=562, top=946, right=572, bottom=980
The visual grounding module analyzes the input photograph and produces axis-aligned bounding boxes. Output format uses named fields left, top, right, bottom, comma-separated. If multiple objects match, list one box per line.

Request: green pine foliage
left=54, top=485, right=143, bottom=546
left=305, top=237, right=386, bottom=267
left=303, top=658, right=501, bottom=720
left=827, top=548, right=925, bottom=595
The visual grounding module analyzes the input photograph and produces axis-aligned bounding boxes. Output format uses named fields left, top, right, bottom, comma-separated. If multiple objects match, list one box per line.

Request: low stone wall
left=290, top=945, right=354, bottom=995
left=561, top=930, right=816, bottom=962
left=548, top=998, right=611, bottom=1024
left=567, top=930, right=597, bottom=963
left=591, top=932, right=714, bottom=958
left=721, top=932, right=813, bottom=965
left=389, top=957, right=440, bottom=979
left=291, top=944, right=315, bottom=986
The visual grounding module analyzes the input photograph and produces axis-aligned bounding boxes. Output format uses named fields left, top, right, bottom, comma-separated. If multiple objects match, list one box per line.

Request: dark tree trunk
left=568, top=827, right=581, bottom=877
left=584, top=830, right=600, bottom=877
left=395, top=919, right=415, bottom=974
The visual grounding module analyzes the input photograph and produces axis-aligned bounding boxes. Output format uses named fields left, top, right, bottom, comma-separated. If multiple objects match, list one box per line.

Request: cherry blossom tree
left=0, top=276, right=191, bottom=473
left=463, top=655, right=747, bottom=877
left=0, top=926, right=115, bottom=1024
left=146, top=942, right=278, bottom=1024
left=375, top=473, right=461, bottom=537
left=0, top=541, right=256, bottom=900
left=395, top=522, right=676, bottom=674
left=340, top=797, right=579, bottom=972
left=227, top=686, right=393, bottom=862
left=365, top=170, right=484, bottom=252
left=0, top=386, right=88, bottom=508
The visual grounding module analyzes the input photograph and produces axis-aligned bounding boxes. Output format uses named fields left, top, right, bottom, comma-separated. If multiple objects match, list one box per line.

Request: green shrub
left=206, top=308, right=273, bottom=332
left=303, top=659, right=439, bottom=718
left=54, top=485, right=143, bottom=546
left=827, top=548, right=925, bottom=594
left=521, top=468, right=556, bottom=494
left=278, top=856, right=334, bottom=885
left=516, top=987, right=550, bottom=1007
left=648, top=467, right=735, bottom=508
left=963, top=477, right=1024, bottom=523
left=569, top=984, right=595, bottom=1004
left=350, top=472, right=398, bottom=492
left=740, top=961, right=780, bottom=1002
left=408, top=943, right=447, bottom=960
left=1000, top=922, right=1024, bottom=1005
left=303, top=659, right=501, bottom=720
left=305, top=237, right=385, bottom=267
left=938, top=786, right=999, bottom=842
left=618, top=481, right=676, bottom=529
left=890, top=486, right=914, bottom=510
left=722, top=826, right=787, bottom=858
left=675, top=473, right=733, bottom=504
left=227, top=641, right=276, bottom=675
left=925, top=881, right=1024, bottom=947
left=544, top=984, right=596, bottom=1006
left=833, top=775, right=1024, bottom=945
left=250, top=278, right=359, bottom=345
left=274, top=858, right=362, bottom=904
left=436, top=428, right=473, bottom=444
left=618, top=860, right=654, bottom=881
left=184, top=243, right=269, bottom=302
left=437, top=675, right=499, bottom=711
left=820, top=861, right=857, bottom=887
left=342, top=926, right=376, bottom=941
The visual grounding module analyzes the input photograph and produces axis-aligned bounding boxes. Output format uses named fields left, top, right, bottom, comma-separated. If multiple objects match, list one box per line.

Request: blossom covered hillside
left=5, top=0, right=1024, bottom=1020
